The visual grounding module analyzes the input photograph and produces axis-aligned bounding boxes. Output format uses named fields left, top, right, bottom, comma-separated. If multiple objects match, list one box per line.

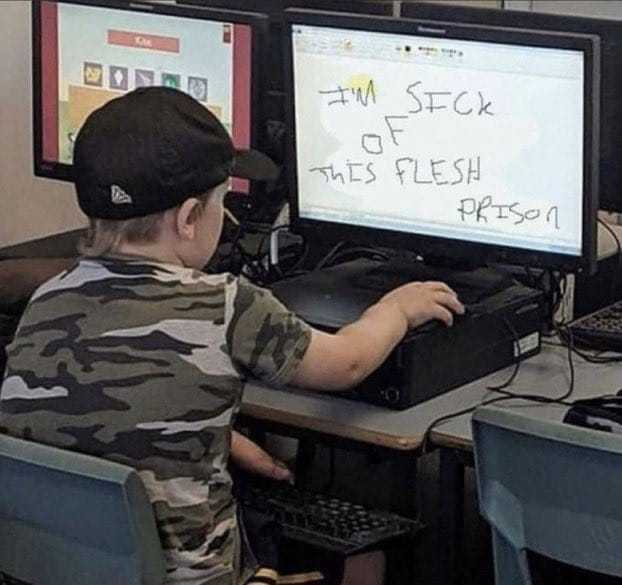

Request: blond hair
left=79, top=192, right=211, bottom=257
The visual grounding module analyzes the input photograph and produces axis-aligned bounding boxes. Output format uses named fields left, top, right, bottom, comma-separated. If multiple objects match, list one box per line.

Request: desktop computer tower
left=352, top=285, right=545, bottom=409
left=272, top=260, right=545, bottom=410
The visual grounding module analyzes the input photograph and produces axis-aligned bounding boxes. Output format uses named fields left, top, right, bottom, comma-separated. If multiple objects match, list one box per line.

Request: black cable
left=256, top=224, right=290, bottom=264
left=494, top=324, right=575, bottom=404
left=420, top=395, right=513, bottom=454
left=284, top=239, right=309, bottom=274
left=523, top=265, right=537, bottom=288
left=521, top=266, right=567, bottom=333
left=421, top=318, right=577, bottom=454
left=246, top=224, right=309, bottom=283
left=549, top=270, right=567, bottom=324
left=221, top=195, right=258, bottom=275
left=597, top=217, right=622, bottom=304
left=488, top=318, right=575, bottom=403
left=485, top=317, right=523, bottom=392
left=314, top=241, right=348, bottom=271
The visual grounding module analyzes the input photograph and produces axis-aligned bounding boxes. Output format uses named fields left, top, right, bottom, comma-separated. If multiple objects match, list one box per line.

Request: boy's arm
left=230, top=430, right=292, bottom=482
left=290, top=281, right=464, bottom=391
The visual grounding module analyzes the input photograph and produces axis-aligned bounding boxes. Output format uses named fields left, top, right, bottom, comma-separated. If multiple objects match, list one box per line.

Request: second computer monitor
left=33, top=0, right=268, bottom=194
left=284, top=10, right=599, bottom=273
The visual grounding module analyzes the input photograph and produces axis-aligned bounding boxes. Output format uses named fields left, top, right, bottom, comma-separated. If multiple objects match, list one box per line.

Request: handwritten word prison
left=458, top=196, right=560, bottom=229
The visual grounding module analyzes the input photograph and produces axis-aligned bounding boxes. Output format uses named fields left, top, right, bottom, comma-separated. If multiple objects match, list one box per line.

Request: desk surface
left=429, top=342, right=622, bottom=450
left=241, top=342, right=620, bottom=452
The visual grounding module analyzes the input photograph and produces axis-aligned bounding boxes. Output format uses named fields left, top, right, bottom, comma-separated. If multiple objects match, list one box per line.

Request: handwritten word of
left=361, top=115, right=411, bottom=152
left=319, top=80, right=377, bottom=107
left=309, top=161, right=377, bottom=185
left=406, top=82, right=494, bottom=116
left=458, top=196, right=559, bottom=229
left=395, top=156, right=480, bottom=186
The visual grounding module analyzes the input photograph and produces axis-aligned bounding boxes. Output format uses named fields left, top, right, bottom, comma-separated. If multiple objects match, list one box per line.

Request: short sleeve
left=225, top=278, right=312, bottom=386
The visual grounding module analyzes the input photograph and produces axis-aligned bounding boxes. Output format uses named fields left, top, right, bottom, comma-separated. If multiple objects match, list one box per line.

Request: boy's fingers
left=431, top=305, right=454, bottom=327
left=436, top=291, right=465, bottom=314
left=271, top=460, right=293, bottom=481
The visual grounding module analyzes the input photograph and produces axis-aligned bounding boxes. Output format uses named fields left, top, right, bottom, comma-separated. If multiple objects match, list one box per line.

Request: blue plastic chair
left=472, top=405, right=622, bottom=585
left=0, top=433, right=166, bottom=585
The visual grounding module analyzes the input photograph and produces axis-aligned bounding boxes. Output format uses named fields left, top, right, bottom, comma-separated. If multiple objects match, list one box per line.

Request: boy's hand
left=290, top=280, right=465, bottom=391
left=268, top=459, right=294, bottom=482
left=231, top=431, right=293, bottom=482
left=379, top=281, right=465, bottom=329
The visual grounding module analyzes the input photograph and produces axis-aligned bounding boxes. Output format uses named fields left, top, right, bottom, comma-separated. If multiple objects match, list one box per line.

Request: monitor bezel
left=177, top=1, right=394, bottom=17
left=32, top=0, right=269, bottom=195
left=283, top=9, right=599, bottom=274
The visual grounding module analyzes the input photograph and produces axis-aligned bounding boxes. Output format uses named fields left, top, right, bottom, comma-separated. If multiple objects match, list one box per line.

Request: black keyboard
left=236, top=478, right=424, bottom=555
left=569, top=300, right=622, bottom=351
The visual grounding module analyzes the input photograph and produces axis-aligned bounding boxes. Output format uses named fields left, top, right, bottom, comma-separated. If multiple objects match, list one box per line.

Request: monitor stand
left=271, top=256, right=516, bottom=330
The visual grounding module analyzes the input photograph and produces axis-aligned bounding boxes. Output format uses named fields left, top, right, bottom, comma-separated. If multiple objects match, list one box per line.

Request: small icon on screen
left=135, top=69, right=154, bottom=88
left=84, top=62, right=103, bottom=87
left=188, top=77, right=208, bottom=102
left=110, top=66, right=128, bottom=90
left=223, top=24, right=232, bottom=44
left=162, top=73, right=181, bottom=89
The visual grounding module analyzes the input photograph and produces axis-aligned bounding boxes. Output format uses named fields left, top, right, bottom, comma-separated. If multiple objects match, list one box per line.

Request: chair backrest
left=472, top=405, right=622, bottom=585
left=0, top=433, right=166, bottom=585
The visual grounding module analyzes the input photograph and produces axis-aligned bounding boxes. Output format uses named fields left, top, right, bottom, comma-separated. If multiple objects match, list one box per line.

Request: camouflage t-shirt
left=0, top=257, right=311, bottom=585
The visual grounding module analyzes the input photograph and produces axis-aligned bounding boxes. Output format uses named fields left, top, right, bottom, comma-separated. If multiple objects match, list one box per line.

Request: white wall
left=0, top=1, right=85, bottom=249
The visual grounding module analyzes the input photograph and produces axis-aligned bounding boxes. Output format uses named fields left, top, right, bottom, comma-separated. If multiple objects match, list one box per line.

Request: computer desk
left=239, top=341, right=620, bottom=584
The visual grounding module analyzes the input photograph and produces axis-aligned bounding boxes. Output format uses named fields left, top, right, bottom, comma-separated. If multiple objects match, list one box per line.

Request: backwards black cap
left=73, top=86, right=278, bottom=220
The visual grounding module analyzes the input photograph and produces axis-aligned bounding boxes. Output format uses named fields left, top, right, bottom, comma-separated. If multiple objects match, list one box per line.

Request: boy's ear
left=176, top=198, right=202, bottom=240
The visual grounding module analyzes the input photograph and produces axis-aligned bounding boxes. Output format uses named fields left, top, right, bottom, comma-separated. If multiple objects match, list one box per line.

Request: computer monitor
left=32, top=0, right=268, bottom=195
left=401, top=2, right=622, bottom=214
left=284, top=10, right=599, bottom=274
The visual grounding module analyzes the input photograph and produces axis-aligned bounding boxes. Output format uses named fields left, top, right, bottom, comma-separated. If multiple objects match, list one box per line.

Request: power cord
left=420, top=313, right=577, bottom=454
left=222, top=223, right=308, bottom=286
left=314, top=242, right=347, bottom=272
left=492, top=322, right=576, bottom=405
left=597, top=217, right=621, bottom=304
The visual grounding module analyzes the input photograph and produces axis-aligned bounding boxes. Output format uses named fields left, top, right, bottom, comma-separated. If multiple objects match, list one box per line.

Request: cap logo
left=110, top=185, right=133, bottom=205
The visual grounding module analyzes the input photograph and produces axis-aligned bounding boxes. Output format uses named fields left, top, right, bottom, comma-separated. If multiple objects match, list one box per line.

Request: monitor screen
left=285, top=11, right=598, bottom=272
left=33, top=0, right=266, bottom=194
left=401, top=2, right=622, bottom=214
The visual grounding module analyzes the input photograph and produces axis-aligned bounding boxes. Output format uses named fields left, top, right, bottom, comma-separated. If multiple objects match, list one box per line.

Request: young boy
left=0, top=87, right=463, bottom=584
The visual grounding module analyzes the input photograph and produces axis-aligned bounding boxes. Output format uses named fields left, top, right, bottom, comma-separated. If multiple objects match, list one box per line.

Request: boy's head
left=74, top=86, right=277, bottom=267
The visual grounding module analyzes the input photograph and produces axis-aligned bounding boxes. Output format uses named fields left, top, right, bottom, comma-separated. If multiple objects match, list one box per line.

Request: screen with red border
left=39, top=0, right=252, bottom=193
